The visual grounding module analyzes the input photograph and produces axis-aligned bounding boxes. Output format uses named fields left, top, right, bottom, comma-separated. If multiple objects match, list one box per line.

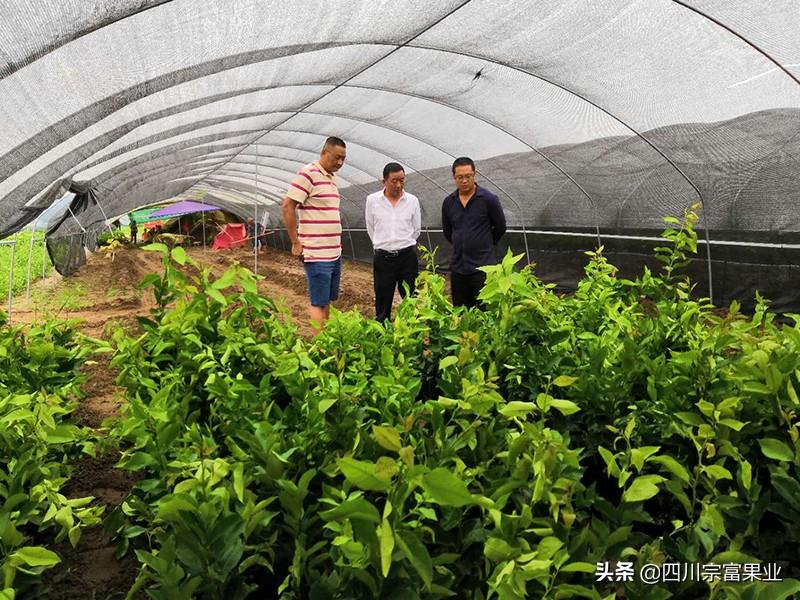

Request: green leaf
left=212, top=268, right=238, bottom=290
left=320, top=497, right=381, bottom=523
left=650, top=455, right=690, bottom=484
left=375, top=457, right=399, bottom=481
left=787, top=380, right=799, bottom=406
left=758, top=438, right=794, bottom=462
left=142, top=243, right=169, bottom=254
left=719, top=418, right=747, bottom=431
left=373, top=425, right=402, bottom=452
left=560, top=562, right=597, bottom=573
left=740, top=459, right=752, bottom=491
left=484, top=537, right=517, bottom=562
left=206, top=288, right=227, bottom=305
left=630, top=446, right=661, bottom=472
left=704, top=464, right=733, bottom=481
left=420, top=468, right=474, bottom=507
left=675, top=411, right=705, bottom=426
left=233, top=463, right=245, bottom=503
left=549, top=399, right=580, bottom=416
left=743, top=381, right=772, bottom=395
left=121, top=452, right=157, bottom=471
left=740, top=578, right=800, bottom=600
left=10, top=546, right=60, bottom=567
left=396, top=531, right=432, bottom=590
left=552, top=375, right=578, bottom=387
left=377, top=518, right=395, bottom=577
left=318, top=397, right=337, bottom=413
left=439, top=356, right=458, bottom=370
left=337, top=458, right=391, bottom=491
left=498, top=401, right=536, bottom=418
left=622, top=475, right=665, bottom=503
left=170, top=246, right=186, bottom=265
left=769, top=466, right=800, bottom=511
left=398, top=446, right=414, bottom=468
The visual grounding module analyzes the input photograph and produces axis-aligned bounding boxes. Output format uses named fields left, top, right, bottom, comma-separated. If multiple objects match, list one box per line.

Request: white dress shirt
left=365, top=190, right=421, bottom=251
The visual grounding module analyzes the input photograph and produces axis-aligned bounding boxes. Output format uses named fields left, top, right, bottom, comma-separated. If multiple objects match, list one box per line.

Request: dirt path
left=11, top=245, right=382, bottom=598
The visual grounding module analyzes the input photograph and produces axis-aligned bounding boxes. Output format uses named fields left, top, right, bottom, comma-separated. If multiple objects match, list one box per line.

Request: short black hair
left=324, top=136, right=346, bottom=150
left=452, top=156, right=475, bottom=174
left=382, top=162, right=405, bottom=179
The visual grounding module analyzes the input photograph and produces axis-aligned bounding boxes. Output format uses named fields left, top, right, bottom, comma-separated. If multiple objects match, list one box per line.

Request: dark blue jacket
left=442, top=185, right=506, bottom=275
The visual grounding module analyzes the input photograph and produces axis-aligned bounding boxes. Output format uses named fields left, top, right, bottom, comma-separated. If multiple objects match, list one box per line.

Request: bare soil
left=11, top=245, right=381, bottom=598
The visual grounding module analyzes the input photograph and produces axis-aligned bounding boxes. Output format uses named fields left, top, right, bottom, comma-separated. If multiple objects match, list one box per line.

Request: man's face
left=320, top=144, right=346, bottom=173
left=384, top=170, right=405, bottom=198
left=453, top=165, right=476, bottom=194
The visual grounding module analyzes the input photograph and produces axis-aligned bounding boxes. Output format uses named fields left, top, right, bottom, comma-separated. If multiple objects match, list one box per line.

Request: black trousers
left=373, top=246, right=418, bottom=321
left=451, top=271, right=487, bottom=308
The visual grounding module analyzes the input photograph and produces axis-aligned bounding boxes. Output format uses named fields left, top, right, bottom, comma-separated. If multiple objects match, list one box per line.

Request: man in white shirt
left=365, top=163, right=421, bottom=322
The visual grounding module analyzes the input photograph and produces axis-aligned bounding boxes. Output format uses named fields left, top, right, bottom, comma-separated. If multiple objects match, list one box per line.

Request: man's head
left=319, top=136, right=347, bottom=174
left=452, top=156, right=476, bottom=195
left=382, top=162, right=405, bottom=199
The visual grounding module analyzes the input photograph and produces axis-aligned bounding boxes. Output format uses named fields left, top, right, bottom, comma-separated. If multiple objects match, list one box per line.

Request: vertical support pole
left=521, top=227, right=531, bottom=266
left=201, top=207, right=207, bottom=253
left=41, top=231, right=47, bottom=288
left=7, top=234, right=17, bottom=321
left=26, top=218, right=40, bottom=301
left=253, top=204, right=259, bottom=276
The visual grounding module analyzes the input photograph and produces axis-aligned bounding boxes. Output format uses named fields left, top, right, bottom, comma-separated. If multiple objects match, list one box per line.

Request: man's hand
left=291, top=242, right=303, bottom=256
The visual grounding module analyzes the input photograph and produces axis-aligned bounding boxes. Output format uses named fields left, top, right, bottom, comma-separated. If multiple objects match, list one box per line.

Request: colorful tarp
left=128, top=206, right=166, bottom=224
left=149, top=200, right=221, bottom=219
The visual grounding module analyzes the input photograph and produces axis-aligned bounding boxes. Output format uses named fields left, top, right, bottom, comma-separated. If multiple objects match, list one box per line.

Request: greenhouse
left=0, top=1, right=799, bottom=598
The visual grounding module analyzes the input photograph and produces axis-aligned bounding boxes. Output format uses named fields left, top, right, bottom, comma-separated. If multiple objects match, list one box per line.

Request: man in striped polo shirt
left=281, top=136, right=346, bottom=329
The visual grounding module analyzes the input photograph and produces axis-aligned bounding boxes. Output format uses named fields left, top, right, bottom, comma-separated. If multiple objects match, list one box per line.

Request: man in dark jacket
left=441, top=157, right=506, bottom=308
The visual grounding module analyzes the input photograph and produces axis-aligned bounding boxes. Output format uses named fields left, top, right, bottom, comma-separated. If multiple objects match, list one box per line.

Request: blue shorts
left=303, top=257, right=342, bottom=307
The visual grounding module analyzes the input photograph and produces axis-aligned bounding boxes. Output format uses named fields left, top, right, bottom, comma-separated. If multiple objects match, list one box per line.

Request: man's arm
left=365, top=198, right=375, bottom=244
left=281, top=196, right=303, bottom=256
left=412, top=196, right=421, bottom=242
left=442, top=199, right=452, bottom=243
left=488, top=195, right=507, bottom=244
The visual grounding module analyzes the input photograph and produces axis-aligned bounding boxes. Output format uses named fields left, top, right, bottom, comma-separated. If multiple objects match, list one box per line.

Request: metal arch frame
left=158, top=124, right=448, bottom=231
left=90, top=136, right=383, bottom=221
left=73, top=135, right=266, bottom=188
left=83, top=109, right=306, bottom=170
left=337, top=82, right=601, bottom=240
left=670, top=1, right=800, bottom=89
left=1, top=83, right=335, bottom=206
left=669, top=0, right=800, bottom=237
left=537, top=134, right=679, bottom=228
left=156, top=6, right=471, bottom=261
left=395, top=42, right=713, bottom=296
left=78, top=127, right=396, bottom=193
left=1, top=0, right=176, bottom=79
left=728, top=126, right=800, bottom=230
left=72, top=142, right=366, bottom=215
left=396, top=42, right=708, bottom=203
left=611, top=116, right=757, bottom=230
left=0, top=41, right=367, bottom=181
left=72, top=145, right=371, bottom=248
left=184, top=1, right=475, bottom=193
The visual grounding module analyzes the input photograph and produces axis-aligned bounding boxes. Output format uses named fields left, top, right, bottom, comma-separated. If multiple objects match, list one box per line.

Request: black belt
left=375, top=245, right=415, bottom=258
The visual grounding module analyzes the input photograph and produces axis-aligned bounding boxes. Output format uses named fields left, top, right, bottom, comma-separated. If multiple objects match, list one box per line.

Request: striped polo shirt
left=285, top=161, right=342, bottom=262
